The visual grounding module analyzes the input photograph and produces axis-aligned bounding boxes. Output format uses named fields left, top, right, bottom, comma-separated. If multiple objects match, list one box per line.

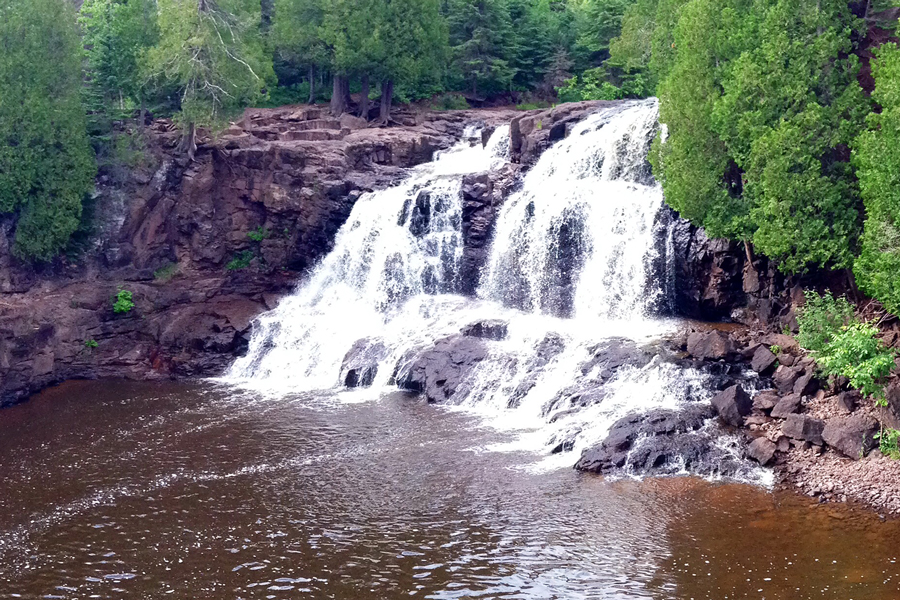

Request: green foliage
left=447, top=0, right=515, bottom=96
left=875, top=427, right=900, bottom=459
left=153, top=262, right=179, bottom=282
left=854, top=43, right=900, bottom=316
left=432, top=93, right=470, bottom=110
left=84, top=339, right=99, bottom=350
left=226, top=250, right=255, bottom=271
left=112, top=288, right=135, bottom=314
left=795, top=290, right=856, bottom=353
left=557, top=66, right=649, bottom=101
left=144, top=0, right=275, bottom=132
left=247, top=226, right=271, bottom=242
left=653, top=0, right=866, bottom=273
left=0, top=0, right=97, bottom=261
left=770, top=345, right=781, bottom=356
left=816, top=322, right=896, bottom=405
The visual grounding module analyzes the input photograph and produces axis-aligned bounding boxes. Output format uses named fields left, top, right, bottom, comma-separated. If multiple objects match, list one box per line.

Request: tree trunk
left=308, top=64, right=316, bottom=104
left=139, top=97, right=147, bottom=133
left=359, top=74, right=370, bottom=120
left=379, top=79, right=394, bottom=124
left=330, top=74, right=346, bottom=116
left=179, top=122, right=197, bottom=162
left=342, top=76, right=352, bottom=110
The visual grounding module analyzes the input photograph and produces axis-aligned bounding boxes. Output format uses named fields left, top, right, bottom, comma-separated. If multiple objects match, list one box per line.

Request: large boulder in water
left=393, top=334, right=488, bottom=403
left=575, top=404, right=745, bottom=477
left=710, top=385, right=751, bottom=427
left=341, top=338, right=389, bottom=387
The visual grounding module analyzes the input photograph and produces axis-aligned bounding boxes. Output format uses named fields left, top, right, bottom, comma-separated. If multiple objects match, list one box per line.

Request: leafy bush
left=226, top=250, right=255, bottom=271
left=770, top=344, right=781, bottom=355
left=112, top=289, right=135, bottom=314
left=876, top=427, right=900, bottom=459
left=84, top=339, right=99, bottom=349
left=247, top=227, right=270, bottom=242
left=796, top=290, right=856, bottom=353
left=816, top=322, right=896, bottom=405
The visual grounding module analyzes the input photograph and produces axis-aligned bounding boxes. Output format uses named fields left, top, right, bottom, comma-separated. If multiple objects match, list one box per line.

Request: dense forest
left=2, top=0, right=900, bottom=321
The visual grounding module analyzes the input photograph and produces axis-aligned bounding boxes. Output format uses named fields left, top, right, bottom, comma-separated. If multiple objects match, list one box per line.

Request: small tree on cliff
left=144, top=0, right=274, bottom=159
left=0, top=0, right=96, bottom=260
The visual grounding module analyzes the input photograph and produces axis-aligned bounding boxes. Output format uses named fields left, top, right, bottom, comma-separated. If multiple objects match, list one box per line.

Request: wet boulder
left=747, top=437, right=777, bottom=466
left=393, top=334, right=488, bottom=403
left=822, top=415, right=878, bottom=459
left=782, top=414, right=825, bottom=446
left=710, top=385, right=752, bottom=427
left=580, top=338, right=654, bottom=379
left=575, top=404, right=715, bottom=474
left=508, top=333, right=567, bottom=409
left=686, top=330, right=736, bottom=360
left=461, top=319, right=508, bottom=341
left=341, top=338, right=389, bottom=388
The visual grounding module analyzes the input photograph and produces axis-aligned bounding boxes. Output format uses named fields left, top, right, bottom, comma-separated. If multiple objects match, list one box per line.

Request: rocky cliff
left=0, top=99, right=793, bottom=407
left=0, top=105, right=525, bottom=406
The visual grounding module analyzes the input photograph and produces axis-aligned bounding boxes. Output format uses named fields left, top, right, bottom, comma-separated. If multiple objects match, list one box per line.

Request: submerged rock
left=461, top=319, right=508, bottom=341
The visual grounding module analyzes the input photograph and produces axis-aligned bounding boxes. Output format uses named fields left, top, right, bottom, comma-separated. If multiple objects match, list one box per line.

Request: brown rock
left=711, top=385, right=752, bottom=427
left=751, top=345, right=778, bottom=374
left=777, top=352, right=795, bottom=367
left=782, top=414, right=825, bottom=445
left=687, top=330, right=737, bottom=360
left=771, top=393, right=803, bottom=419
left=776, top=435, right=791, bottom=453
left=837, top=390, right=860, bottom=414
left=773, top=365, right=801, bottom=394
left=793, top=371, right=819, bottom=396
left=752, top=390, right=780, bottom=411
left=822, top=415, right=878, bottom=459
left=748, top=437, right=777, bottom=465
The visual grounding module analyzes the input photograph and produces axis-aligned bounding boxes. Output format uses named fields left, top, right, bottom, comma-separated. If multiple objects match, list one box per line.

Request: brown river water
left=0, top=380, right=898, bottom=599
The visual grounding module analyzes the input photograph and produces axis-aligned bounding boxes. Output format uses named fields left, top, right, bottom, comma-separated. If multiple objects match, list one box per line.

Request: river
left=0, top=380, right=898, bottom=598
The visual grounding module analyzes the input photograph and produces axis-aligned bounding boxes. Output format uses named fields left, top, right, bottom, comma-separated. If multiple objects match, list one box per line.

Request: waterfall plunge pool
left=0, top=379, right=899, bottom=598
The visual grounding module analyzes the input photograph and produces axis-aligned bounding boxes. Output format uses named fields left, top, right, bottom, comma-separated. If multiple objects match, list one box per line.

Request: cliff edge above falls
left=0, top=101, right=619, bottom=406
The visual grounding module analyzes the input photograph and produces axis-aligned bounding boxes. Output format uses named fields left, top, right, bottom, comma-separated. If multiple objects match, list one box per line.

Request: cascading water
left=228, top=100, right=765, bottom=483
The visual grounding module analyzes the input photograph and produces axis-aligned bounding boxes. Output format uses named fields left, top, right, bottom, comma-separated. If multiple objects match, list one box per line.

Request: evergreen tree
left=854, top=43, right=900, bottom=314
left=447, top=0, right=516, bottom=97
left=272, top=0, right=328, bottom=104
left=144, top=0, right=274, bottom=158
left=0, top=0, right=96, bottom=260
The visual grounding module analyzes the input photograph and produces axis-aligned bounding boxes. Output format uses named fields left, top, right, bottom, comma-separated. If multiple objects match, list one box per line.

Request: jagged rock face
left=575, top=404, right=746, bottom=477
left=0, top=107, right=524, bottom=406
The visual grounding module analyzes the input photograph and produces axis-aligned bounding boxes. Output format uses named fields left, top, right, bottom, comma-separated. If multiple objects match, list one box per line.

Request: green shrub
left=816, top=322, right=896, bottom=405
left=84, top=339, right=99, bottom=349
left=876, top=427, right=900, bottom=459
left=226, top=250, right=254, bottom=271
left=770, top=344, right=781, bottom=355
left=247, top=226, right=270, bottom=242
left=112, top=288, right=135, bottom=314
left=796, top=290, right=856, bottom=353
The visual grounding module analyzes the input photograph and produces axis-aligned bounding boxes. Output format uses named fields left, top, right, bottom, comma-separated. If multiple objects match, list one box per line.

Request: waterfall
left=227, top=100, right=764, bottom=482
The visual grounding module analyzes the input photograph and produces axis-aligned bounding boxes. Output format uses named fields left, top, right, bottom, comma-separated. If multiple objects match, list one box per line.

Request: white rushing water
left=228, top=100, right=765, bottom=482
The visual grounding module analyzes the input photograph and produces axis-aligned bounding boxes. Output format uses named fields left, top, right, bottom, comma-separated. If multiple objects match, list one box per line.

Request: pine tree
left=447, top=0, right=516, bottom=97
left=144, top=0, right=274, bottom=158
left=0, top=0, right=96, bottom=260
